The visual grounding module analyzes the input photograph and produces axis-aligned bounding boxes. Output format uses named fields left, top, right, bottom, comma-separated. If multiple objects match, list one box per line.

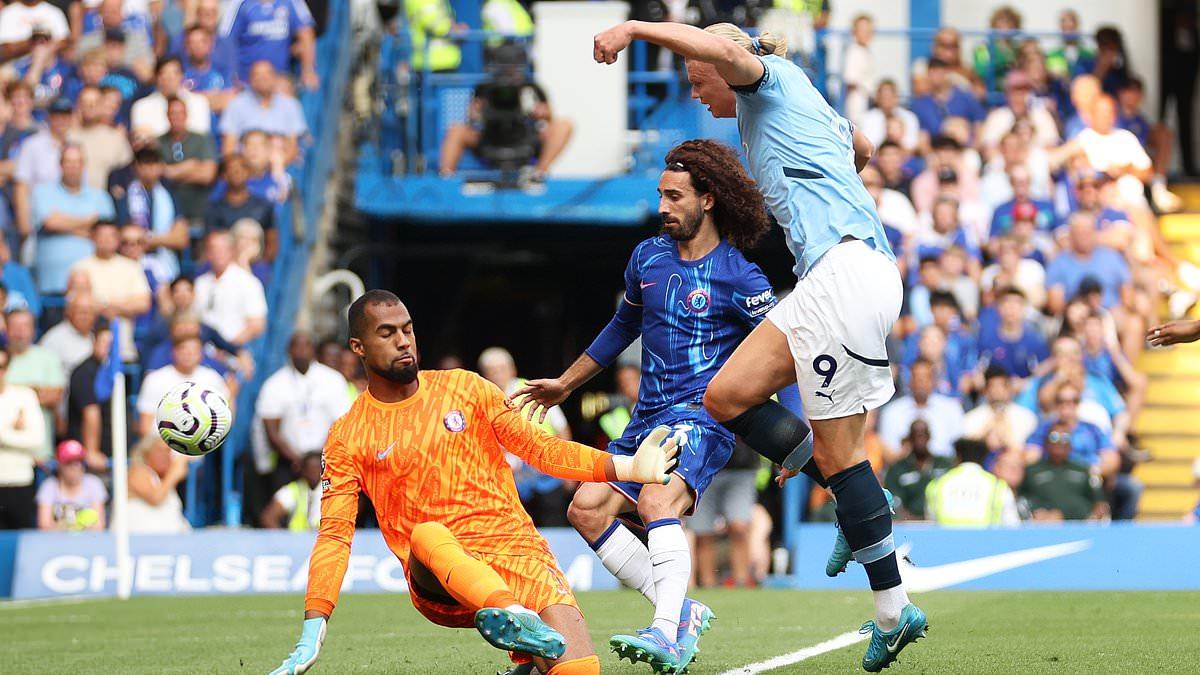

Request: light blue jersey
left=734, top=55, right=894, bottom=279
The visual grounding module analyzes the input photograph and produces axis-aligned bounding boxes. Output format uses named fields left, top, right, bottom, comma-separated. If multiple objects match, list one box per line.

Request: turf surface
left=1, top=590, right=1194, bottom=673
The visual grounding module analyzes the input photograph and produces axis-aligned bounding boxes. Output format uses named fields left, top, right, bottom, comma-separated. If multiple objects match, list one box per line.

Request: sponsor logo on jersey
left=744, top=289, right=777, bottom=316
left=685, top=289, right=711, bottom=313
left=444, top=410, right=467, bottom=432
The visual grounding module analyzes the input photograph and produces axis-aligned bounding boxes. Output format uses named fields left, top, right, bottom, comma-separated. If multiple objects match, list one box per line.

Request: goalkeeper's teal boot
left=475, top=608, right=566, bottom=660
left=826, top=488, right=897, bottom=577
left=611, top=626, right=683, bottom=673
left=860, top=603, right=928, bottom=672
left=675, top=598, right=715, bottom=672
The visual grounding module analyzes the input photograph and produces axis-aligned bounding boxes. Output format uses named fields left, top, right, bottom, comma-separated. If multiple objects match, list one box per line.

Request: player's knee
left=409, top=521, right=453, bottom=562
left=548, top=654, right=600, bottom=675
left=636, top=490, right=680, bottom=523
left=702, top=383, right=737, bottom=423
left=726, top=520, right=750, bottom=539
left=566, top=499, right=607, bottom=541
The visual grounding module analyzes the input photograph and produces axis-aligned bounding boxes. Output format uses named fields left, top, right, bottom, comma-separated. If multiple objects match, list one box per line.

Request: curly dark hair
left=663, top=140, right=771, bottom=251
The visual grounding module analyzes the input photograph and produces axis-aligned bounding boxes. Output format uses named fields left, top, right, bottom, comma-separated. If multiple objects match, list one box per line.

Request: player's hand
left=268, top=617, right=326, bottom=675
left=612, top=425, right=680, bottom=485
left=1148, top=320, right=1200, bottom=347
left=775, top=465, right=799, bottom=487
left=509, top=378, right=570, bottom=424
left=594, top=21, right=634, bottom=64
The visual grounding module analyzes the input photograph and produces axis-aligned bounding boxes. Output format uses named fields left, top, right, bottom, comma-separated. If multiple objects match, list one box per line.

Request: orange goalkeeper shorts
left=407, top=549, right=580, bottom=628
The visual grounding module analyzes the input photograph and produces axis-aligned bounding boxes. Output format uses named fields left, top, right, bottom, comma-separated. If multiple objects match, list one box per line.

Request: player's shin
left=827, top=461, right=909, bottom=631
left=646, top=518, right=690, bottom=638
left=589, top=520, right=657, bottom=604
left=719, top=400, right=827, bottom=487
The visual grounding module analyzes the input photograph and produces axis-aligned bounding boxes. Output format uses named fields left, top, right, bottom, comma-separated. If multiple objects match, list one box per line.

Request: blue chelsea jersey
left=587, top=236, right=776, bottom=417
left=735, top=55, right=893, bottom=279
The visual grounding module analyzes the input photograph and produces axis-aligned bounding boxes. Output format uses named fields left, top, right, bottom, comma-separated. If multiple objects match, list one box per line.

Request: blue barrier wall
left=4, top=524, right=1197, bottom=600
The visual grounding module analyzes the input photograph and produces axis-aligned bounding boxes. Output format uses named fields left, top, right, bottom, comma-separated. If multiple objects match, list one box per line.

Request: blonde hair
left=704, top=23, right=788, bottom=58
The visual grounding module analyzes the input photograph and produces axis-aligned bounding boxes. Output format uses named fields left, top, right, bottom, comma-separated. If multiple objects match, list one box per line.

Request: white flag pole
left=111, top=371, right=131, bottom=600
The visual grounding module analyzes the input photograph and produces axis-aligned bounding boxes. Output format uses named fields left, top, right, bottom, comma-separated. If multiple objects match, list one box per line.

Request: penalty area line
left=718, top=629, right=866, bottom=674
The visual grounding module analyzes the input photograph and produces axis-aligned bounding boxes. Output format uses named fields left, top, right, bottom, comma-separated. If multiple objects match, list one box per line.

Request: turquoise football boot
left=827, top=488, right=897, bottom=577
left=611, top=626, right=682, bottom=673
left=675, top=598, right=715, bottom=672
left=860, top=603, right=928, bottom=672
left=474, top=608, right=566, bottom=660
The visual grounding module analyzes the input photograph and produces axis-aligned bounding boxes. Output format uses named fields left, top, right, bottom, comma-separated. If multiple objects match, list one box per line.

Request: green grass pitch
left=2, top=589, right=1194, bottom=673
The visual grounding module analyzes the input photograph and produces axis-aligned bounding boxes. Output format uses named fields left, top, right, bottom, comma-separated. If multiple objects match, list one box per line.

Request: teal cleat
left=675, top=598, right=715, bottom=672
left=826, top=488, right=897, bottom=577
left=610, top=626, right=682, bottom=673
left=474, top=608, right=567, bottom=660
left=860, top=603, right=928, bottom=672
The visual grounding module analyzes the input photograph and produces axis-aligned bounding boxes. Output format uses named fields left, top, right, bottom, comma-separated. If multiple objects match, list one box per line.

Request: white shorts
left=767, top=239, right=902, bottom=420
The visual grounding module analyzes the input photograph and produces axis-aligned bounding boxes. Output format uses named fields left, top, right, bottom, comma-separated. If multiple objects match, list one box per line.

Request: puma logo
left=815, top=391, right=835, bottom=405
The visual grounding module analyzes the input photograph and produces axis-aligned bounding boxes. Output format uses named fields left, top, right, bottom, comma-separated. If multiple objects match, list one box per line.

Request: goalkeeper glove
left=611, top=425, right=680, bottom=484
left=269, top=617, right=326, bottom=675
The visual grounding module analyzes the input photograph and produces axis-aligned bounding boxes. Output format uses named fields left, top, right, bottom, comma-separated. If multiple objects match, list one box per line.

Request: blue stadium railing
left=188, top=0, right=355, bottom=527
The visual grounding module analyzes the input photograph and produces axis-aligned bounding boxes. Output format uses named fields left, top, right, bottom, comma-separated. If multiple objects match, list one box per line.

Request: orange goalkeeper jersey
left=304, top=369, right=609, bottom=616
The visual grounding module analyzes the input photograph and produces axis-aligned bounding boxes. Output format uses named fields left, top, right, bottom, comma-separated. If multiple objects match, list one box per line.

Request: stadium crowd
left=0, top=0, right=324, bottom=532
left=2, top=0, right=1198, bottom=588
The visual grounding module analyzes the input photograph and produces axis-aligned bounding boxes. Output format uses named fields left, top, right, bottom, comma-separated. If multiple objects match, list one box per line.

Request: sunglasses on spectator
left=1056, top=397, right=1080, bottom=405
left=1047, top=431, right=1071, bottom=444
left=121, top=237, right=145, bottom=247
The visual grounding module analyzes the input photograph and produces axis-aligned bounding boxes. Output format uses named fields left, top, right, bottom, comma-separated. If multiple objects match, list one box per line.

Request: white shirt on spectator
left=194, top=264, right=267, bottom=344
left=250, top=361, right=350, bottom=474
left=980, top=154, right=1053, bottom=211
left=271, top=481, right=321, bottom=529
left=136, top=364, right=229, bottom=417
left=981, top=259, right=1047, bottom=309
left=0, top=384, right=45, bottom=487
left=962, top=402, right=1038, bottom=452
left=39, top=321, right=93, bottom=380
left=842, top=42, right=876, bottom=126
left=1075, top=128, right=1152, bottom=206
left=878, top=393, right=965, bottom=458
left=980, top=107, right=1060, bottom=150
left=876, top=188, right=918, bottom=236
left=859, top=107, right=920, bottom=150
left=0, top=2, right=69, bottom=43
left=130, top=90, right=212, bottom=138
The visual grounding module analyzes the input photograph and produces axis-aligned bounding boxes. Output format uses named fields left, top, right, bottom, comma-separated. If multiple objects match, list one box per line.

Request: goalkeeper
left=269, top=290, right=679, bottom=675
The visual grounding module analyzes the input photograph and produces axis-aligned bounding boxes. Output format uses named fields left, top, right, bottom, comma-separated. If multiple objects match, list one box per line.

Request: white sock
left=593, top=522, right=656, bottom=604
left=506, top=604, right=536, bottom=616
left=647, top=520, right=690, bottom=638
left=873, top=585, right=910, bottom=631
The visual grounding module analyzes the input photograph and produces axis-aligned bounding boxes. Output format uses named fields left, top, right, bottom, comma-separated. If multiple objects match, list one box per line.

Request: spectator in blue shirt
left=115, top=146, right=189, bottom=281
left=1045, top=213, right=1131, bottom=314
left=218, top=60, right=308, bottom=163
left=182, top=24, right=236, bottom=125
left=1071, top=171, right=1132, bottom=251
left=903, top=290, right=978, bottom=393
left=1017, top=336, right=1129, bottom=446
left=0, top=236, right=39, bottom=317
left=209, top=130, right=290, bottom=204
left=978, top=286, right=1048, bottom=381
left=914, top=195, right=982, bottom=271
left=911, top=58, right=985, bottom=141
left=1116, top=76, right=1179, bottom=213
left=12, top=28, right=74, bottom=119
left=31, top=143, right=116, bottom=295
left=989, top=164, right=1056, bottom=237
left=906, top=255, right=944, bottom=328
left=219, top=0, right=318, bottom=89
left=170, top=0, right=237, bottom=76
left=1025, top=383, right=1118, bottom=474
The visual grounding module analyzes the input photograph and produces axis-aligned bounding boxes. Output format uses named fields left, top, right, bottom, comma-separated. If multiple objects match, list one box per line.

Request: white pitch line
left=718, top=630, right=866, bottom=675
left=0, top=595, right=102, bottom=610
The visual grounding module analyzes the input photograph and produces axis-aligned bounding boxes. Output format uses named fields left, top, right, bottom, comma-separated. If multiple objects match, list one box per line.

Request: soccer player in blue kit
left=512, top=140, right=778, bottom=673
left=592, top=20, right=928, bottom=672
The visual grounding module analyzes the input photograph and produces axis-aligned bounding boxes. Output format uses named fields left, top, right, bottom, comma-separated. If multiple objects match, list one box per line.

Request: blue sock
left=828, top=461, right=901, bottom=591
left=719, top=400, right=826, bottom=487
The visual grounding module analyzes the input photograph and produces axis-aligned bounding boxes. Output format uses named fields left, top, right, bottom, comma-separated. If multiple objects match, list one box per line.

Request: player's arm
left=271, top=436, right=360, bottom=675
left=853, top=127, right=874, bottom=173
left=512, top=249, right=645, bottom=422
left=594, top=21, right=764, bottom=87
left=1148, top=319, right=1200, bottom=346
left=484, top=376, right=676, bottom=484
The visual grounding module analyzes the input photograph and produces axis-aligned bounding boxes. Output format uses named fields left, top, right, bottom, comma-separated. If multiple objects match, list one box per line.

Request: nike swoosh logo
left=376, top=442, right=395, bottom=461
left=640, top=282, right=657, bottom=289
left=885, top=623, right=908, bottom=653
left=897, top=540, right=1092, bottom=593
left=652, top=560, right=669, bottom=567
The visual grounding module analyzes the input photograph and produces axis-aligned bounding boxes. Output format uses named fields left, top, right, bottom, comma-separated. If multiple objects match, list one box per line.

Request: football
left=155, top=381, right=233, bottom=457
